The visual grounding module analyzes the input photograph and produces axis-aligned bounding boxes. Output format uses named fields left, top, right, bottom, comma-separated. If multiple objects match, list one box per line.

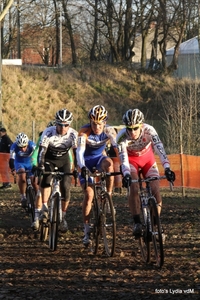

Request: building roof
left=166, top=36, right=199, bottom=55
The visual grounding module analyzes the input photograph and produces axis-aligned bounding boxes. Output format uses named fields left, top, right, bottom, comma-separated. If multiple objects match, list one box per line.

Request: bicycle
left=85, top=169, right=122, bottom=257
left=130, top=171, right=173, bottom=268
left=16, top=170, right=36, bottom=225
left=39, top=167, right=76, bottom=251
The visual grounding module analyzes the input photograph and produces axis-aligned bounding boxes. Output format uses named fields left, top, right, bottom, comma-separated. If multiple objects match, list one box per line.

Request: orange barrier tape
left=0, top=153, right=199, bottom=189
left=0, top=153, right=14, bottom=183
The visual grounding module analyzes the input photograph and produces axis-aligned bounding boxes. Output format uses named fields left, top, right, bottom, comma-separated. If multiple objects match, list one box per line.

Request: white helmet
left=55, top=108, right=73, bottom=124
left=123, top=109, right=144, bottom=126
left=88, top=105, right=108, bottom=123
left=16, top=133, right=29, bottom=147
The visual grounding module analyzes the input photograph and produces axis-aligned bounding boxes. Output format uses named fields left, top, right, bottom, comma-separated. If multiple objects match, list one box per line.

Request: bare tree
left=162, top=81, right=200, bottom=155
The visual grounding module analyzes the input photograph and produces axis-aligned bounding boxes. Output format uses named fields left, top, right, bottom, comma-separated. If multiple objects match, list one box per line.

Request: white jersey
left=116, top=123, right=170, bottom=174
left=39, top=126, right=78, bottom=160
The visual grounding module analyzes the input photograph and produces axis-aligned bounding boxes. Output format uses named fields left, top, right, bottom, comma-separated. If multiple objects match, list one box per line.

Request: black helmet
left=55, top=108, right=73, bottom=124
left=123, top=109, right=144, bottom=126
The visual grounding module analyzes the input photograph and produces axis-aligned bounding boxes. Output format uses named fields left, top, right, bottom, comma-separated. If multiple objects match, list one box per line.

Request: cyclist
left=38, top=108, right=78, bottom=233
left=30, top=120, right=56, bottom=231
left=76, top=105, right=118, bottom=246
left=116, top=108, right=175, bottom=237
left=9, top=133, right=37, bottom=208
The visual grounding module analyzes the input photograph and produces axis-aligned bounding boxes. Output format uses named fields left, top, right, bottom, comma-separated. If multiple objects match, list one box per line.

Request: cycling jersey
left=76, top=123, right=117, bottom=169
left=38, top=126, right=78, bottom=165
left=117, top=124, right=170, bottom=176
left=10, top=140, right=36, bottom=171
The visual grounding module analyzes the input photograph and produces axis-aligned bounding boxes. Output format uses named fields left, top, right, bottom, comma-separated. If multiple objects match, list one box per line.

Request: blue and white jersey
left=10, top=140, right=36, bottom=164
left=76, top=123, right=117, bottom=169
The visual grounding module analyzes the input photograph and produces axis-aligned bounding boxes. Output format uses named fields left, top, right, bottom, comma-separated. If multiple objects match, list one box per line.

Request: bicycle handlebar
left=83, top=171, right=122, bottom=190
left=42, top=171, right=74, bottom=176
left=131, top=175, right=174, bottom=191
left=131, top=175, right=166, bottom=183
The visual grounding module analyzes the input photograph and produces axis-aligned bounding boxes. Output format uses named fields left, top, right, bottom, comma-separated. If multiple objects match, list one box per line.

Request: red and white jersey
left=116, top=124, right=170, bottom=175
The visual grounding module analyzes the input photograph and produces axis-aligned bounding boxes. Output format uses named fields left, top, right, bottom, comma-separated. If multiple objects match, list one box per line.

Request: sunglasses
left=126, top=125, right=140, bottom=131
left=57, top=123, right=69, bottom=128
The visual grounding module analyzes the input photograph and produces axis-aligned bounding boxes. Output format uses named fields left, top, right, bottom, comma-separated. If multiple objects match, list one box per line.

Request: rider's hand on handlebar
left=122, top=174, right=132, bottom=188
left=81, top=166, right=87, bottom=178
left=11, top=168, right=16, bottom=176
left=165, top=168, right=175, bottom=182
left=73, top=168, right=79, bottom=179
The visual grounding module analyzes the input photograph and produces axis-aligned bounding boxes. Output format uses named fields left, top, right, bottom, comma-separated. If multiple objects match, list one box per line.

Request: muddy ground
left=0, top=185, right=200, bottom=299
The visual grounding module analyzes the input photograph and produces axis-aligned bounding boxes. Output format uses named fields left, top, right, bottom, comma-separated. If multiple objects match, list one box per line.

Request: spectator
left=0, top=127, right=13, bottom=189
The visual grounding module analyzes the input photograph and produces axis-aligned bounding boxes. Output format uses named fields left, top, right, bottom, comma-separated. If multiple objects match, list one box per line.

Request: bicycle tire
left=49, top=193, right=59, bottom=251
left=101, top=192, right=116, bottom=257
left=149, top=197, right=164, bottom=268
left=40, top=221, right=48, bottom=242
left=138, top=205, right=151, bottom=263
left=26, top=187, right=35, bottom=225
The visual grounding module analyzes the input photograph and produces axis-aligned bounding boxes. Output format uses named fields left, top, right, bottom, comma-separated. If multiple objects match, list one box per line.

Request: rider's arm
left=117, top=142, right=131, bottom=176
left=9, top=145, right=16, bottom=170
left=150, top=129, right=170, bottom=169
left=38, top=145, right=47, bottom=167
left=105, top=126, right=119, bottom=159
left=76, top=134, right=86, bottom=169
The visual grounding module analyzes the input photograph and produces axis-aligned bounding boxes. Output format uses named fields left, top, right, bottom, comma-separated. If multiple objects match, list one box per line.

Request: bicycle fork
left=50, top=182, right=62, bottom=224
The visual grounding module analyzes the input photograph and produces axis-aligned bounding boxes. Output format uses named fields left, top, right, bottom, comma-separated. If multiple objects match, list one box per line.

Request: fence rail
left=0, top=153, right=199, bottom=190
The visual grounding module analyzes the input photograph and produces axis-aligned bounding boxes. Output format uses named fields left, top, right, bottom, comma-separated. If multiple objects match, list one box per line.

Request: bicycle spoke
left=149, top=197, right=164, bottom=268
left=90, top=196, right=100, bottom=254
left=26, top=187, right=35, bottom=225
left=138, top=212, right=151, bottom=263
left=101, top=192, right=116, bottom=257
left=49, top=193, right=59, bottom=251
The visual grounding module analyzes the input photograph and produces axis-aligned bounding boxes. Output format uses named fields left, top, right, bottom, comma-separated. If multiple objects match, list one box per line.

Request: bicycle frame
left=85, top=170, right=121, bottom=256
left=49, top=172, right=64, bottom=223
left=41, top=168, right=74, bottom=251
left=16, top=170, right=35, bottom=223
left=130, top=173, right=167, bottom=268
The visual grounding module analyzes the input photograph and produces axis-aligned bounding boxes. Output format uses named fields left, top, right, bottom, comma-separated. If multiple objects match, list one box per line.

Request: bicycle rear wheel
left=138, top=205, right=151, bottom=263
left=49, top=193, right=59, bottom=251
left=101, top=192, right=116, bottom=257
left=149, top=197, right=164, bottom=268
left=26, top=187, right=35, bottom=225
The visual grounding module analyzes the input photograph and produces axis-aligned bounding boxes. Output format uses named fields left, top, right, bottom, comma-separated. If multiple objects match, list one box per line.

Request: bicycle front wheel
left=49, top=193, right=59, bottom=251
left=138, top=205, right=151, bottom=264
left=149, top=197, right=164, bottom=268
left=91, top=196, right=100, bottom=255
left=101, top=192, right=116, bottom=257
left=26, top=187, right=35, bottom=225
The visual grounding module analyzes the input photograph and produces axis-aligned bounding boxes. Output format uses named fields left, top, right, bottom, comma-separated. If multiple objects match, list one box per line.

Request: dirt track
left=0, top=186, right=200, bottom=299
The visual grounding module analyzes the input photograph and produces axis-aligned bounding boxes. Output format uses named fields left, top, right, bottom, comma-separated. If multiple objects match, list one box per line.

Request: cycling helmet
left=122, top=109, right=144, bottom=126
left=55, top=108, right=73, bottom=124
left=88, top=105, right=108, bottom=123
left=16, top=132, right=29, bottom=147
left=47, top=120, right=56, bottom=127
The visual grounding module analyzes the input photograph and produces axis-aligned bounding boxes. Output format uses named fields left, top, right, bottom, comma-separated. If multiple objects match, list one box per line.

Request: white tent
left=166, top=36, right=199, bottom=56
left=166, top=36, right=200, bottom=79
